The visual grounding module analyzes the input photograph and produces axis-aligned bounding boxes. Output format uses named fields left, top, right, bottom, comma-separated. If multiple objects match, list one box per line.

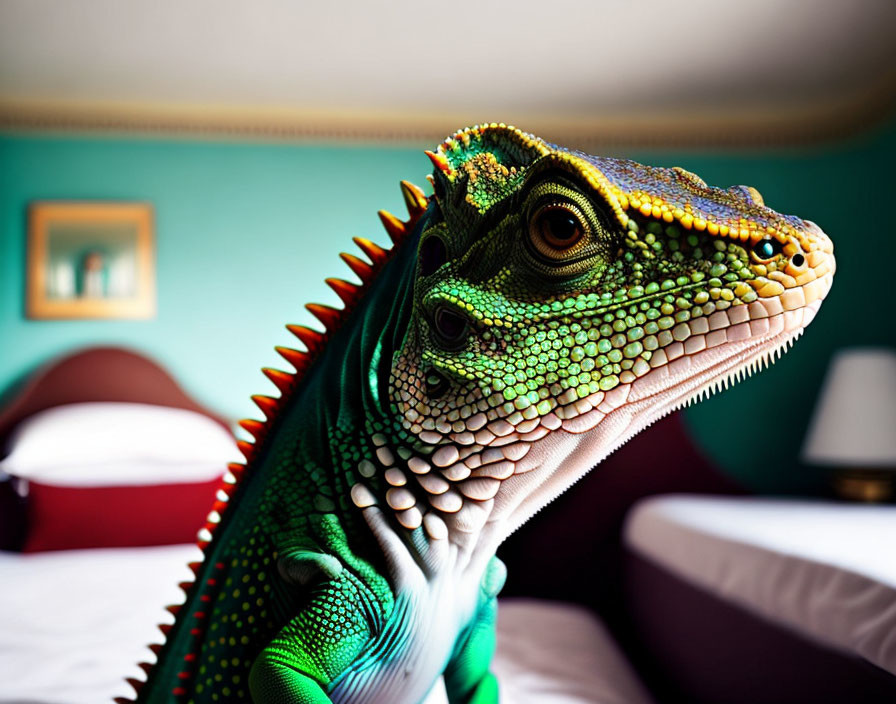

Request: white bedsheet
left=0, top=545, right=654, bottom=704
left=624, top=494, right=896, bottom=676
left=0, top=544, right=201, bottom=704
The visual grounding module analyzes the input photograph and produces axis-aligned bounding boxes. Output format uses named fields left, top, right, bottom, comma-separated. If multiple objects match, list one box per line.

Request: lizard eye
left=528, top=202, right=589, bottom=261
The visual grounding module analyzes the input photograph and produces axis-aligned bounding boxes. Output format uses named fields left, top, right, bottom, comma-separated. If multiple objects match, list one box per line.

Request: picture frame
left=26, top=202, right=155, bottom=319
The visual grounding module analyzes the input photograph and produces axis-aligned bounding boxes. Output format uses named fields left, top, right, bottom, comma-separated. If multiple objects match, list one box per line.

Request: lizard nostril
left=425, top=370, right=450, bottom=399
left=432, top=305, right=470, bottom=350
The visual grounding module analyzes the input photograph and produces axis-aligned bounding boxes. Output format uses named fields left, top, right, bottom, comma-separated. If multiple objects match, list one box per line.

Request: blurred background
left=2, top=3, right=896, bottom=703
left=0, top=0, right=896, bottom=492
left=1, top=0, right=895, bottom=493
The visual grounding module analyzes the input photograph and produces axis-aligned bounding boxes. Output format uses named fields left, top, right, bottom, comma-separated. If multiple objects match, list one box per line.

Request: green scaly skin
left=131, top=124, right=835, bottom=704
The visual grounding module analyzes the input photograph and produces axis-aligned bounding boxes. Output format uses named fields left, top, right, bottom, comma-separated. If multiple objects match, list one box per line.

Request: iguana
left=125, top=123, right=835, bottom=704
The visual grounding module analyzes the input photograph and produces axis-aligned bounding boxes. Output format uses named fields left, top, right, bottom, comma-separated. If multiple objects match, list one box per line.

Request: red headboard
left=0, top=346, right=230, bottom=451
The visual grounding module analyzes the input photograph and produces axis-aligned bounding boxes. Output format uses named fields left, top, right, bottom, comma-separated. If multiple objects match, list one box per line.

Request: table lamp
left=802, top=347, right=896, bottom=502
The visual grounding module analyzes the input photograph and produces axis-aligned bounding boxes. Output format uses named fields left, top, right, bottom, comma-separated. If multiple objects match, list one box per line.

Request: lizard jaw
left=486, top=296, right=826, bottom=541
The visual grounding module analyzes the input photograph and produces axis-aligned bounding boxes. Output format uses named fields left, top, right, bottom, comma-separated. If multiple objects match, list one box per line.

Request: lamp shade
left=802, top=348, right=896, bottom=468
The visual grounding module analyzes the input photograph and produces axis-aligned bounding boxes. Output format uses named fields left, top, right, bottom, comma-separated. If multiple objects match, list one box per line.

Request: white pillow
left=0, top=403, right=239, bottom=484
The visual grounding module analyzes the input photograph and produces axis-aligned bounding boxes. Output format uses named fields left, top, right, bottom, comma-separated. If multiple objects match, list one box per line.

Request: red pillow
left=23, top=477, right=222, bottom=552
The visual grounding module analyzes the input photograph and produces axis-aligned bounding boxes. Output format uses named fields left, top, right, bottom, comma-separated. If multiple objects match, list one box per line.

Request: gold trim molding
left=2, top=76, right=895, bottom=151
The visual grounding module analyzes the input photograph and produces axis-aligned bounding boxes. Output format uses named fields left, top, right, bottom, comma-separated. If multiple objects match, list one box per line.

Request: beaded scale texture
left=129, top=124, right=835, bottom=704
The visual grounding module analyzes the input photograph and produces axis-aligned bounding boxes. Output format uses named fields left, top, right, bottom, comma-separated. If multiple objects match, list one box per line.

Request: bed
left=0, top=346, right=655, bottom=704
left=623, top=495, right=896, bottom=704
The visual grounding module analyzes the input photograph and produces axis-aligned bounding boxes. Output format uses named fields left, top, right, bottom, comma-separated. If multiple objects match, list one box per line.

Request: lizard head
left=388, top=123, right=834, bottom=536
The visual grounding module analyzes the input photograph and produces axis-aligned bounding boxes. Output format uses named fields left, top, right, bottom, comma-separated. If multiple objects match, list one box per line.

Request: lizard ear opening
left=419, top=234, right=447, bottom=277
left=425, top=369, right=451, bottom=399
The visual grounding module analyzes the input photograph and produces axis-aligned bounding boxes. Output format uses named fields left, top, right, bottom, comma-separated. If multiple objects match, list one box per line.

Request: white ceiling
left=1, top=0, right=894, bottom=145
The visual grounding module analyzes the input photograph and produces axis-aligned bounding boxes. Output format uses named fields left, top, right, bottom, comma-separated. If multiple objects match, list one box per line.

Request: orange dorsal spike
left=340, top=252, right=374, bottom=282
left=236, top=440, right=254, bottom=460
left=252, top=394, right=278, bottom=419
left=286, top=324, right=325, bottom=352
left=166, top=604, right=182, bottom=616
left=306, top=303, right=342, bottom=330
left=400, top=180, right=428, bottom=217
left=126, top=678, right=144, bottom=694
left=326, top=277, right=360, bottom=306
left=275, top=346, right=309, bottom=373
left=262, top=367, right=293, bottom=394
left=178, top=581, right=193, bottom=592
left=377, top=210, right=406, bottom=244
left=187, top=561, right=202, bottom=574
left=221, top=175, right=428, bottom=540
left=139, top=663, right=153, bottom=676
left=238, top=419, right=265, bottom=440
left=353, top=237, right=389, bottom=266
left=114, top=698, right=134, bottom=704
left=425, top=149, right=452, bottom=176
left=159, top=624, right=173, bottom=636
left=149, top=644, right=163, bottom=656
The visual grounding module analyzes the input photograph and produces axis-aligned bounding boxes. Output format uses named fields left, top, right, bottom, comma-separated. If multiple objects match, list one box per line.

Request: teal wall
left=1, top=124, right=894, bottom=494
left=0, top=135, right=422, bottom=422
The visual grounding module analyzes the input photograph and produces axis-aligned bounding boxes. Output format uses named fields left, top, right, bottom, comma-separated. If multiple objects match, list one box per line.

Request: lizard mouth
left=551, top=283, right=831, bottom=434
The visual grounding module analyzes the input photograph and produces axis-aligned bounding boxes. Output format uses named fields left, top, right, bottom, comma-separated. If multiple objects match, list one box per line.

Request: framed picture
left=26, top=202, right=155, bottom=319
